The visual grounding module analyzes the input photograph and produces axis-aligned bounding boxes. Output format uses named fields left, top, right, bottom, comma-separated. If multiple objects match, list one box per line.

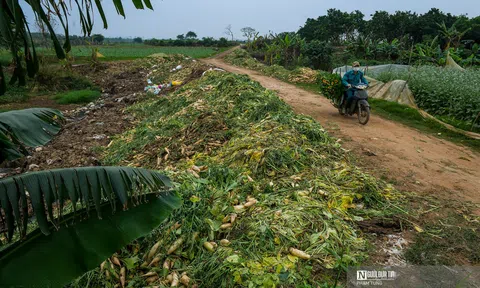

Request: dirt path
left=203, top=53, right=480, bottom=206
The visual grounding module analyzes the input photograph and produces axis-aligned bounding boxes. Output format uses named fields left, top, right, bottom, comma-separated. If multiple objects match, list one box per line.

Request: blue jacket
left=342, top=70, right=368, bottom=87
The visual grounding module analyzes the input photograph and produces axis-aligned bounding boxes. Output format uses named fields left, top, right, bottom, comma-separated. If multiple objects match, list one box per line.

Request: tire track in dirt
left=203, top=52, right=480, bottom=207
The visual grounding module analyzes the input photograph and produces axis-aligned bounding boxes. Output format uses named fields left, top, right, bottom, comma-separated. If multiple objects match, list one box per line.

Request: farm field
left=0, top=45, right=225, bottom=64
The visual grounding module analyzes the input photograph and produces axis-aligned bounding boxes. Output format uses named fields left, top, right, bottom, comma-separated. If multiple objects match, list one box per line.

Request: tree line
left=298, top=8, right=479, bottom=47
left=144, top=31, right=236, bottom=47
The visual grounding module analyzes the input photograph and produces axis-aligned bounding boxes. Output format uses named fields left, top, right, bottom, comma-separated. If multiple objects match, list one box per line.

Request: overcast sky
left=26, top=0, right=480, bottom=39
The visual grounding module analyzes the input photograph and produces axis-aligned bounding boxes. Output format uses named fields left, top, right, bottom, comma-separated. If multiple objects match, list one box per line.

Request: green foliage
left=53, top=89, right=101, bottom=104
left=0, top=108, right=64, bottom=162
left=0, top=167, right=180, bottom=287
left=317, top=72, right=343, bottom=102
left=186, top=31, right=197, bottom=39
left=374, top=66, right=480, bottom=126
left=298, top=9, right=365, bottom=44
left=299, top=8, right=479, bottom=46
left=263, top=33, right=305, bottom=68
left=141, top=36, right=235, bottom=47
left=35, top=65, right=95, bottom=91
left=303, top=40, right=333, bottom=70
left=92, top=34, right=105, bottom=44
left=298, top=8, right=480, bottom=68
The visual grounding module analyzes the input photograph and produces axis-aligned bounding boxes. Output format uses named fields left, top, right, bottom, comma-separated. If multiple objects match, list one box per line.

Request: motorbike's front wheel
left=358, top=104, right=370, bottom=125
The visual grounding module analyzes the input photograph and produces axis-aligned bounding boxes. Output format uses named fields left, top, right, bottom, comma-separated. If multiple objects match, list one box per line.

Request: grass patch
left=52, top=89, right=100, bottom=104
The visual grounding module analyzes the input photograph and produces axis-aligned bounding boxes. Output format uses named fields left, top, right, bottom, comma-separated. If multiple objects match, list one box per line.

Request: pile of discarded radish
left=69, top=56, right=401, bottom=287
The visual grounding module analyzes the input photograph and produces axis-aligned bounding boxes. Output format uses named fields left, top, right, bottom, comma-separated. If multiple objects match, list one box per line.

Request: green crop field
left=0, top=45, right=225, bottom=65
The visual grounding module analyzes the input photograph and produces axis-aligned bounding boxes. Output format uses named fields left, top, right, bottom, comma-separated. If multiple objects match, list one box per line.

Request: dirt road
left=203, top=52, right=480, bottom=206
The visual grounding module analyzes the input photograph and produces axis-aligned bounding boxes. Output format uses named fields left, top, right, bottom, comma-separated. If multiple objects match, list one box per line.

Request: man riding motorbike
left=341, top=61, right=369, bottom=114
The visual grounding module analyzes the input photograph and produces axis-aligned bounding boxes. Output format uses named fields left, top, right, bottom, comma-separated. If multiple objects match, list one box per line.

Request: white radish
left=163, top=259, right=171, bottom=270
left=147, top=241, right=162, bottom=261
left=289, top=248, right=311, bottom=260
left=142, top=271, right=157, bottom=277
left=220, top=239, right=231, bottom=246
left=222, top=215, right=230, bottom=223
left=111, top=256, right=121, bottom=267
left=203, top=241, right=215, bottom=252
left=120, top=267, right=126, bottom=288
left=234, top=205, right=245, bottom=212
left=230, top=213, right=237, bottom=224
left=220, top=223, right=232, bottom=229
left=167, top=237, right=184, bottom=255
left=180, top=273, right=190, bottom=286
left=171, top=272, right=179, bottom=287
left=244, top=200, right=257, bottom=208
left=149, top=257, right=161, bottom=267
left=146, top=275, right=159, bottom=284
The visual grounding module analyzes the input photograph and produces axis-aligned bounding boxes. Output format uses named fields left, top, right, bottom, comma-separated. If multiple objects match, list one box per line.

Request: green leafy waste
left=0, top=167, right=181, bottom=287
left=93, top=57, right=403, bottom=287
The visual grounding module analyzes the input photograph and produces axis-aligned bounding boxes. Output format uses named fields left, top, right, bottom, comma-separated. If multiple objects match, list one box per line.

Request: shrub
left=303, top=40, right=333, bottom=71
left=35, top=65, right=95, bottom=92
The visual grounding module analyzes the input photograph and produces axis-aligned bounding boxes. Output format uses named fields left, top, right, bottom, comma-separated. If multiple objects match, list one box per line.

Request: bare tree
left=225, top=25, right=234, bottom=41
left=241, top=27, right=256, bottom=42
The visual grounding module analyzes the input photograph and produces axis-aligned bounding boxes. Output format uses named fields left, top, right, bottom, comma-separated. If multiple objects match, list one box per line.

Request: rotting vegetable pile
left=70, top=55, right=402, bottom=287
left=224, top=49, right=319, bottom=84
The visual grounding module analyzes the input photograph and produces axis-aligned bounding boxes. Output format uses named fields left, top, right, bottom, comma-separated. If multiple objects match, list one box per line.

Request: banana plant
left=414, top=36, right=443, bottom=64
left=462, top=43, right=480, bottom=67
left=0, top=108, right=65, bottom=162
left=437, top=21, right=471, bottom=50
left=0, top=166, right=181, bottom=287
left=0, top=0, right=155, bottom=95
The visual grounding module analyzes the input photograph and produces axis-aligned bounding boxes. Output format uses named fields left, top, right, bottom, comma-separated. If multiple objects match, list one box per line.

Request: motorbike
left=334, top=84, right=370, bottom=125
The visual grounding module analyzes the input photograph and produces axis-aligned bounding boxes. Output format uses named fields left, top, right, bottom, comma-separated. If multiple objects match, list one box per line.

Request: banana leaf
left=0, top=166, right=181, bottom=287
left=0, top=108, right=64, bottom=162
